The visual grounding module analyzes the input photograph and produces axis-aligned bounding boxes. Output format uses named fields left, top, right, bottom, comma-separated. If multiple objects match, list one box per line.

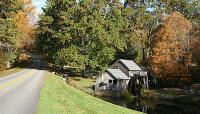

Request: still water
left=100, top=97, right=200, bottom=114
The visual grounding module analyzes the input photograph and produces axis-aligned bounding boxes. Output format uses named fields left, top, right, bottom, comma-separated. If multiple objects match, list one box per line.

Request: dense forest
left=0, top=0, right=35, bottom=70
left=36, top=0, right=200, bottom=86
left=0, top=0, right=200, bottom=87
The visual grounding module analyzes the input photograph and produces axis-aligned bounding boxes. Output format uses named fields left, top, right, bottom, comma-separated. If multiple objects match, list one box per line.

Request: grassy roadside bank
left=0, top=67, right=22, bottom=77
left=37, top=72, right=142, bottom=114
left=68, top=76, right=95, bottom=94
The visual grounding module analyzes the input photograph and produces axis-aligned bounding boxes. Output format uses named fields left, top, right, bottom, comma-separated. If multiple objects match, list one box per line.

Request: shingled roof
left=106, top=69, right=130, bottom=80
left=119, top=59, right=142, bottom=71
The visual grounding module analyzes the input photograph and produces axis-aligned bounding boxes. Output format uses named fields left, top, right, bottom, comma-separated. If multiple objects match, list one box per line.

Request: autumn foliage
left=151, top=12, right=192, bottom=83
left=0, top=0, right=35, bottom=69
left=16, top=0, right=36, bottom=50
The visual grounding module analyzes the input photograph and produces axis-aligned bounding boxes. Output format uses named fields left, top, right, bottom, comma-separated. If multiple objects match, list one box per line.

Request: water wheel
left=128, top=75, right=144, bottom=96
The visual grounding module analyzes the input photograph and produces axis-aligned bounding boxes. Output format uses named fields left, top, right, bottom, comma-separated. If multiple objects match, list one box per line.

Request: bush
left=0, top=50, right=6, bottom=70
left=120, top=90, right=133, bottom=100
left=0, top=50, right=17, bottom=70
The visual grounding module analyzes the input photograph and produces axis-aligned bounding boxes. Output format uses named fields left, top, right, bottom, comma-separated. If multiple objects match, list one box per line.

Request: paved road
left=0, top=69, right=45, bottom=114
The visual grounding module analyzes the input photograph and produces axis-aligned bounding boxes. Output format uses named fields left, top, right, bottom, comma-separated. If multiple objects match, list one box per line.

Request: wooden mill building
left=95, top=59, right=148, bottom=92
left=95, top=69, right=130, bottom=91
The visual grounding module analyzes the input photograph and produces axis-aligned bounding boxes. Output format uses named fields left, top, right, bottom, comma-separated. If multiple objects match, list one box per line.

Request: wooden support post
left=143, top=77, right=145, bottom=88
left=146, top=76, right=149, bottom=89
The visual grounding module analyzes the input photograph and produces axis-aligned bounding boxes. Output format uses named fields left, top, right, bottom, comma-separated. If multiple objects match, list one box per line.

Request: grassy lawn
left=68, top=77, right=95, bottom=94
left=37, top=71, right=142, bottom=114
left=0, top=67, right=22, bottom=77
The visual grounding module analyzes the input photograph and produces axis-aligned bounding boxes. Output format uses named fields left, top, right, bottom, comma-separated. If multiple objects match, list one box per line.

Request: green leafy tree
left=36, top=0, right=76, bottom=57
left=123, top=0, right=159, bottom=64
left=37, top=0, right=128, bottom=71
left=0, top=18, right=19, bottom=47
left=0, top=0, right=22, bottom=69
left=76, top=0, right=128, bottom=70
left=53, top=45, right=85, bottom=71
left=159, top=0, right=200, bottom=19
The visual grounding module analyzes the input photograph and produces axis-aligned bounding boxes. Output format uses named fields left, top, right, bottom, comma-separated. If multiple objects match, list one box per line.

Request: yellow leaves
left=26, top=6, right=36, bottom=14
left=19, top=0, right=36, bottom=14
left=15, top=0, right=36, bottom=49
left=16, top=11, right=27, bottom=28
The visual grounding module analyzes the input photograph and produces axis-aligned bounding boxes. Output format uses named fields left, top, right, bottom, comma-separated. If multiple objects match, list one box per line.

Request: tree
left=0, top=0, right=21, bottom=69
left=0, top=0, right=35, bottom=69
left=0, top=18, right=19, bottom=47
left=189, top=14, right=200, bottom=82
left=36, top=0, right=128, bottom=71
left=159, top=0, right=200, bottom=19
left=151, top=12, right=192, bottom=83
left=16, top=0, right=36, bottom=50
left=53, top=45, right=85, bottom=72
left=36, top=0, right=76, bottom=56
left=122, top=0, right=160, bottom=64
left=0, top=0, right=21, bottom=19
left=83, top=0, right=128, bottom=70
left=123, top=0, right=199, bottom=65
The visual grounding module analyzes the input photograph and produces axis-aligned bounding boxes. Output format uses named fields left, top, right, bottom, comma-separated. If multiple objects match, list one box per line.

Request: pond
left=100, top=96, right=200, bottom=114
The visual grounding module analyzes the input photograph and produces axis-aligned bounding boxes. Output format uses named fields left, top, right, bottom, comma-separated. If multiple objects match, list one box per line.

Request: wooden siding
left=95, top=72, right=129, bottom=91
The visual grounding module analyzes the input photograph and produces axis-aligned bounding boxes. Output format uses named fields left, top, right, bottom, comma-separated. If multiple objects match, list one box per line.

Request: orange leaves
left=164, top=12, right=191, bottom=35
left=157, top=12, right=192, bottom=42
left=151, top=12, right=192, bottom=80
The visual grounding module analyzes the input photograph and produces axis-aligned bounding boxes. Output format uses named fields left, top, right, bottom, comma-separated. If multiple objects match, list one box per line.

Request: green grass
left=0, top=67, right=22, bottom=77
left=37, top=72, right=143, bottom=114
left=68, top=77, right=95, bottom=94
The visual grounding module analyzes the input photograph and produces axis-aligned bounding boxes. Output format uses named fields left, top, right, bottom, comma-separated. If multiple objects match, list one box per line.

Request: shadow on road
left=15, top=53, right=48, bottom=71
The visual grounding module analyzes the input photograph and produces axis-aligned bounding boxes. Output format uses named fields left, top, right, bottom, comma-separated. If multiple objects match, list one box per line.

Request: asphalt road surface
left=0, top=69, right=45, bottom=114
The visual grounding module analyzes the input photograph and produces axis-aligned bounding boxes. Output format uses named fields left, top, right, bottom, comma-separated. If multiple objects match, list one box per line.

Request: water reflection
left=100, top=97, right=200, bottom=114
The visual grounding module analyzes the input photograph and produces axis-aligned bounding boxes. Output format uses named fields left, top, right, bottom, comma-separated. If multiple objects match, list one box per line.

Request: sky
left=32, top=0, right=46, bottom=14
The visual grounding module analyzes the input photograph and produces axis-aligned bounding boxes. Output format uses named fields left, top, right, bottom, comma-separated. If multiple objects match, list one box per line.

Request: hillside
left=37, top=72, right=142, bottom=114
